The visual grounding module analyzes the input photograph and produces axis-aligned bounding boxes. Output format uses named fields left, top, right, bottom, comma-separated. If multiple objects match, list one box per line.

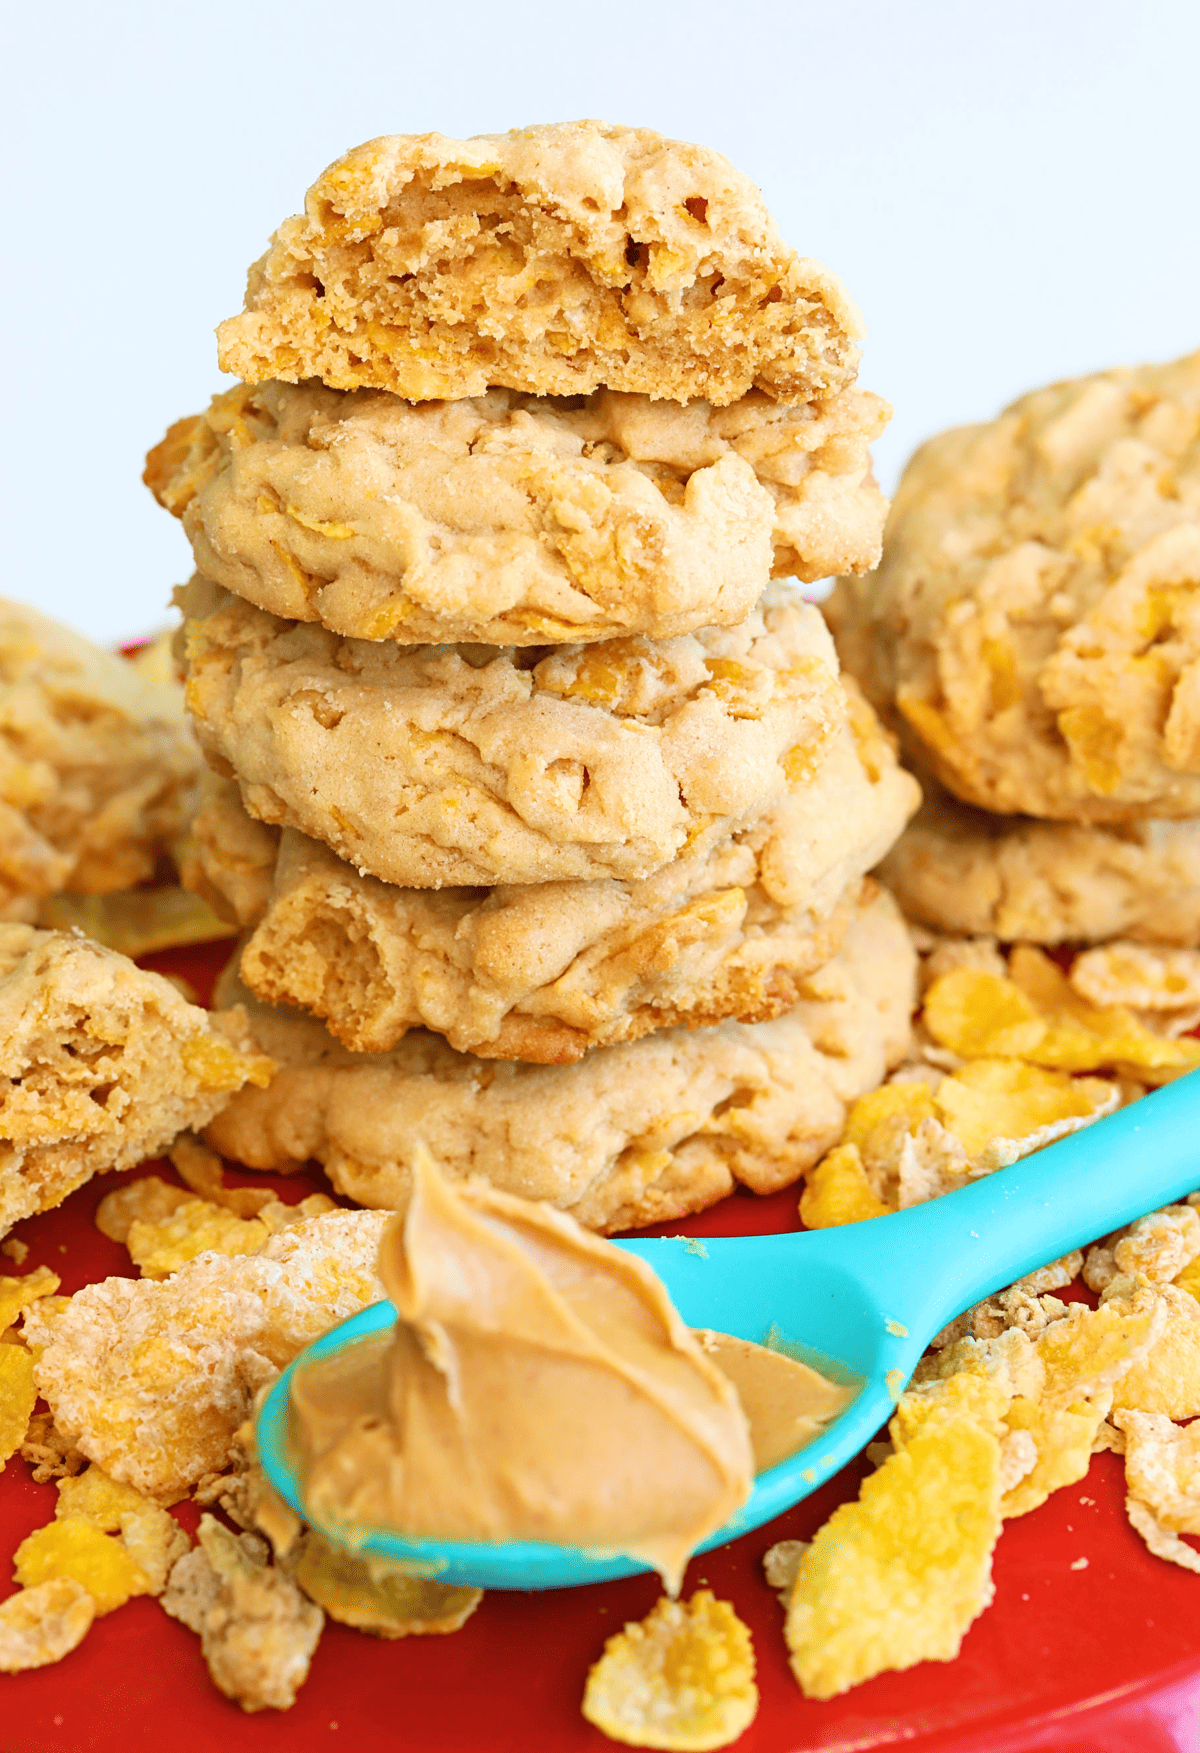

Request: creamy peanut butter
left=289, top=1157, right=755, bottom=1591
left=694, top=1330, right=856, bottom=1472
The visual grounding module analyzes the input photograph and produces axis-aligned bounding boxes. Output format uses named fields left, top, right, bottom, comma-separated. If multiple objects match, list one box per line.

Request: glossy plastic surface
left=259, top=1070, right=1200, bottom=1589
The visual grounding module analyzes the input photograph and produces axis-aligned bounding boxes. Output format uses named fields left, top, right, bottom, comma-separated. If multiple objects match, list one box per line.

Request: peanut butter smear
left=288, top=1157, right=755, bottom=1592
left=694, top=1331, right=857, bottom=1472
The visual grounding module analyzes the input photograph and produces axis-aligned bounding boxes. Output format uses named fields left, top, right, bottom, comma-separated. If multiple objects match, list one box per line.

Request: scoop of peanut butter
left=289, top=1156, right=755, bottom=1591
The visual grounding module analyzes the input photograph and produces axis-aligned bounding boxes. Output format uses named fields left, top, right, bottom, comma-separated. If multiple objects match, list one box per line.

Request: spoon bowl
left=258, top=1069, right=1200, bottom=1590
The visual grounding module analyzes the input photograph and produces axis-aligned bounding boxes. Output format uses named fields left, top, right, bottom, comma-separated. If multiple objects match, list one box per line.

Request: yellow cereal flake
left=126, top=1198, right=270, bottom=1278
left=56, top=1464, right=156, bottom=1529
left=0, top=1577, right=95, bottom=1672
left=1109, top=1283, right=1200, bottom=1420
left=1070, top=943, right=1200, bottom=1014
left=14, top=1519, right=152, bottom=1615
left=291, top=1531, right=482, bottom=1637
left=932, top=1059, right=1116, bottom=1164
left=1037, top=1288, right=1167, bottom=1403
left=582, top=1591, right=757, bottom=1751
left=799, top=1144, right=887, bottom=1228
left=0, top=1266, right=60, bottom=1331
left=924, top=952, right=1200, bottom=1081
left=786, top=1403, right=1003, bottom=1698
left=169, top=1133, right=277, bottom=1218
left=999, top=1393, right=1112, bottom=1518
left=843, top=1083, right=937, bottom=1151
left=1125, top=1497, right=1200, bottom=1573
left=94, top=1176, right=193, bottom=1245
left=0, top=1344, right=38, bottom=1469
left=55, top=1464, right=189, bottom=1593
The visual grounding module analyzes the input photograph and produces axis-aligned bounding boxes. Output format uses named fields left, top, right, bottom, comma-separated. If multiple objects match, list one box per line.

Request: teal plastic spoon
left=258, top=1069, right=1200, bottom=1590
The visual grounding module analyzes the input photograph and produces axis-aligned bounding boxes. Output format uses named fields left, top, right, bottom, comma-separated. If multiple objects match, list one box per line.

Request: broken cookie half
left=0, top=923, right=273, bottom=1233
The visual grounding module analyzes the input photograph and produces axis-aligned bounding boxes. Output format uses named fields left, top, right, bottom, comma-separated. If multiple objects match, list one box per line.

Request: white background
left=2, top=0, right=1197, bottom=643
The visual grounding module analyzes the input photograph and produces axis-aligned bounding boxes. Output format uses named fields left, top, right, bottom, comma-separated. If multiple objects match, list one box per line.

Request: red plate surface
left=3, top=937, right=1200, bottom=1753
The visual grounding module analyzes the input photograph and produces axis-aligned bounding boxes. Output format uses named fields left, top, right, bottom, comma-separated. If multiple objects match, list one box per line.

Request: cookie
left=146, top=381, right=889, bottom=647
left=0, top=598, right=200, bottom=920
left=215, top=121, right=864, bottom=409
left=880, top=773, right=1200, bottom=946
left=180, top=577, right=850, bottom=888
left=0, top=924, right=272, bottom=1235
left=190, top=683, right=918, bottom=1060
left=828, top=349, right=1200, bottom=822
left=205, top=887, right=916, bottom=1234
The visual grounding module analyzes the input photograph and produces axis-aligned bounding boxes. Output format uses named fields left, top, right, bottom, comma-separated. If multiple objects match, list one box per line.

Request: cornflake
left=0, top=1577, right=95, bottom=1671
left=161, top=1514, right=323, bottom=1713
left=23, top=1209, right=388, bottom=1496
left=0, top=1264, right=60, bottom=1329
left=56, top=1464, right=189, bottom=1593
left=290, top=1530, right=482, bottom=1637
left=0, top=1343, right=38, bottom=1468
left=786, top=1382, right=1005, bottom=1698
left=14, top=1518, right=152, bottom=1614
left=582, top=1590, right=757, bottom=1751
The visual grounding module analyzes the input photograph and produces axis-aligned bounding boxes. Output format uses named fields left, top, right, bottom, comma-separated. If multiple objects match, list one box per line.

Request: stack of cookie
left=148, top=121, right=921, bottom=1232
left=827, top=349, right=1200, bottom=958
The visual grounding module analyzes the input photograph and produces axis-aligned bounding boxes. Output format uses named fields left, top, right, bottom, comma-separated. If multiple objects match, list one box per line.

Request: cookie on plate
left=190, top=681, right=918, bottom=1060
left=180, top=577, right=849, bottom=888
left=0, top=599, right=200, bottom=920
left=147, top=381, right=889, bottom=646
left=0, top=924, right=272, bottom=1234
left=206, top=887, right=916, bottom=1234
left=879, top=773, right=1200, bottom=947
left=828, top=350, right=1200, bottom=822
left=215, top=121, right=865, bottom=408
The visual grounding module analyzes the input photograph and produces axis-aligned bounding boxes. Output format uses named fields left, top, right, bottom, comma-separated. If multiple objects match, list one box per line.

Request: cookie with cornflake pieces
left=23, top=1209, right=389, bottom=1497
left=828, top=350, right=1200, bottom=822
left=206, top=886, right=915, bottom=1234
left=191, top=681, right=917, bottom=1059
left=879, top=775, right=1200, bottom=946
left=180, top=579, right=848, bottom=888
left=0, top=596, right=200, bottom=921
left=216, top=121, right=864, bottom=408
left=148, top=382, right=888, bottom=647
left=0, top=925, right=273, bottom=1235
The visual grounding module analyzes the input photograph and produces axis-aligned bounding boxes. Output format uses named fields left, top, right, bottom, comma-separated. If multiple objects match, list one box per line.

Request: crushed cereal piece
left=0, top=1344, right=38, bottom=1468
left=0, top=1264, right=59, bottom=1330
left=20, top=1411, right=85, bottom=1481
left=582, top=1589, right=757, bottom=1750
left=0, top=1577, right=94, bottom=1671
left=798, top=1144, right=887, bottom=1228
left=37, top=886, right=235, bottom=958
left=1125, top=1497, right=1200, bottom=1574
left=24, top=1209, right=388, bottom=1495
left=786, top=1395, right=1003, bottom=1697
left=125, top=1197, right=271, bottom=1278
left=162, top=1514, right=323, bottom=1713
left=14, top=1518, right=151, bottom=1614
left=1, top=1238, right=28, bottom=1263
left=1106, top=1278, right=1200, bottom=1420
left=1070, top=943, right=1200, bottom=1015
left=94, top=1175, right=193, bottom=1244
left=762, top=1540, right=808, bottom=1606
left=932, top=1059, right=1117, bottom=1168
left=290, top=1530, right=482, bottom=1637
left=1117, top=1409, right=1200, bottom=1535
left=170, top=1134, right=277, bottom=1217
left=0, top=924, right=273, bottom=1235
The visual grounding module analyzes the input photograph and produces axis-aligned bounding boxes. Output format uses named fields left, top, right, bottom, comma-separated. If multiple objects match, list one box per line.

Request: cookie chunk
left=0, top=598, right=200, bottom=920
left=829, top=350, right=1200, bottom=821
left=147, top=382, right=888, bottom=647
left=190, top=689, right=918, bottom=1060
left=206, top=888, right=916, bottom=1234
left=215, top=121, right=864, bottom=408
left=880, top=774, right=1200, bottom=947
left=180, top=578, right=849, bottom=888
left=0, top=925, right=273, bottom=1235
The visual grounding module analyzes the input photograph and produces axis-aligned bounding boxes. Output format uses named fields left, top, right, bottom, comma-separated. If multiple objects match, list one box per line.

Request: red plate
left=2, top=936, right=1199, bottom=1753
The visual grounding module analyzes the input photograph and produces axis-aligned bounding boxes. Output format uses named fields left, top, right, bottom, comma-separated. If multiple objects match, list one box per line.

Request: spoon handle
left=828, top=1068, right=1200, bottom=1336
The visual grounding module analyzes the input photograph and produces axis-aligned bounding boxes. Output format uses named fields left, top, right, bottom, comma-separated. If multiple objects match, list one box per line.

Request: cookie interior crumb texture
left=215, top=122, right=865, bottom=409
left=0, top=925, right=272, bottom=1234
